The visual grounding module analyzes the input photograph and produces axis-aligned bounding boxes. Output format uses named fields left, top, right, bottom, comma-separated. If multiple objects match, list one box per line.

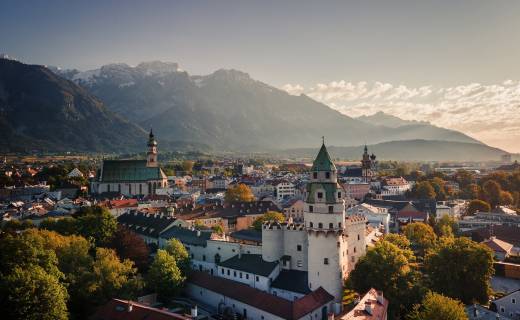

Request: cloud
left=282, top=80, right=520, bottom=153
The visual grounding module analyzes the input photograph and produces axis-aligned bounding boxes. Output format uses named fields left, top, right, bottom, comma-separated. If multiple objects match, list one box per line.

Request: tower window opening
left=328, top=206, right=334, bottom=213
left=317, top=192, right=323, bottom=199
left=324, top=258, right=329, bottom=265
left=338, top=192, right=341, bottom=198
left=318, top=223, right=323, bottom=229
left=329, top=223, right=333, bottom=229
left=325, top=172, right=330, bottom=179
left=310, top=222, right=314, bottom=228
left=313, top=172, right=317, bottom=179
left=309, top=205, right=313, bottom=213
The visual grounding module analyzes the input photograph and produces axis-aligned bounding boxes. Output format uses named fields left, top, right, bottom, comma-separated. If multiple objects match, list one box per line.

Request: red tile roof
left=188, top=271, right=333, bottom=320
left=482, top=237, right=513, bottom=253
left=339, top=288, right=389, bottom=320
left=91, top=298, right=190, bottom=320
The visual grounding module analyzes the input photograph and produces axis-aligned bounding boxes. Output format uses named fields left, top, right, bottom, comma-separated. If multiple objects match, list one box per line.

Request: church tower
left=361, top=144, right=372, bottom=182
left=304, top=140, right=347, bottom=313
left=146, top=129, right=158, bottom=167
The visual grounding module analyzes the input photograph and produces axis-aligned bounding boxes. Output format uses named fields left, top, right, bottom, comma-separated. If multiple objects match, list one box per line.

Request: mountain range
left=0, top=58, right=511, bottom=160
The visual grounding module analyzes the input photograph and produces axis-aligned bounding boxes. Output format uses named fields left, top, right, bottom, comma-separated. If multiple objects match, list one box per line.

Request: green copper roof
left=100, top=160, right=166, bottom=182
left=311, top=143, right=337, bottom=172
left=305, top=182, right=340, bottom=204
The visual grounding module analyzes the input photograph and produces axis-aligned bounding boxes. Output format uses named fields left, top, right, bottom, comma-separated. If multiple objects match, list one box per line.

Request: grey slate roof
left=218, top=254, right=278, bottom=277
left=229, top=229, right=262, bottom=243
left=117, top=211, right=176, bottom=238
left=465, top=304, right=512, bottom=320
left=271, top=270, right=311, bottom=295
left=159, top=226, right=212, bottom=247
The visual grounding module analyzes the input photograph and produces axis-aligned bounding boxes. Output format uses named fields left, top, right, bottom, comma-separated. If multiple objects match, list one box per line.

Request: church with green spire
left=90, top=130, right=168, bottom=196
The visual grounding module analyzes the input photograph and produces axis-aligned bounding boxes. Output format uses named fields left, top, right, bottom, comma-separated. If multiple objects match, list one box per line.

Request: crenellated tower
left=304, top=141, right=347, bottom=311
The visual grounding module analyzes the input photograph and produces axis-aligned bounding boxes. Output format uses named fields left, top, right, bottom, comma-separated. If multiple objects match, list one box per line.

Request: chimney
left=191, top=305, right=198, bottom=318
left=127, top=301, right=133, bottom=312
left=376, top=291, right=384, bottom=305
left=364, top=301, right=372, bottom=315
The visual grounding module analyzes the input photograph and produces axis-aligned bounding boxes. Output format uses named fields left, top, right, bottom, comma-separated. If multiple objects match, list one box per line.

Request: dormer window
left=325, top=172, right=330, bottom=179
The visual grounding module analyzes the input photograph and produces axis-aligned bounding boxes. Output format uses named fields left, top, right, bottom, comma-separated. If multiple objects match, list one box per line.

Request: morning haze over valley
left=1, top=1, right=520, bottom=320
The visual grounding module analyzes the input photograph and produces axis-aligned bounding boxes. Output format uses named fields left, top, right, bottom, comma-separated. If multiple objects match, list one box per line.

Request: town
left=2, top=130, right=519, bottom=320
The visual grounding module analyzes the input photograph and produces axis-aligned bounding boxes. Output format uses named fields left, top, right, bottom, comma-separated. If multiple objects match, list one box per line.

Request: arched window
left=329, top=223, right=333, bottom=229
left=318, top=223, right=323, bottom=229
left=309, top=222, right=314, bottom=228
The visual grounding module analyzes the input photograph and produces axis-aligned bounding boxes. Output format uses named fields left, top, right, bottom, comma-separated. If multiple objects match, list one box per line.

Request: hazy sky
left=2, top=0, right=520, bottom=152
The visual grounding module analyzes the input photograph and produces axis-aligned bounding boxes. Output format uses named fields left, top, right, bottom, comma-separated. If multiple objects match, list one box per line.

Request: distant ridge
left=55, top=61, right=483, bottom=150
left=282, top=140, right=509, bottom=162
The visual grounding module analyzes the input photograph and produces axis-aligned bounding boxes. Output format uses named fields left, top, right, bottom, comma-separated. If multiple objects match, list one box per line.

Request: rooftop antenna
left=322, top=136, right=325, bottom=145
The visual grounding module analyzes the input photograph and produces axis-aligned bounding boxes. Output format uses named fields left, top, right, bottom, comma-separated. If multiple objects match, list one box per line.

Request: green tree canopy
left=252, top=211, right=285, bottom=230
left=224, top=184, right=255, bottom=203
left=403, top=222, right=437, bottom=256
left=433, top=215, right=458, bottom=238
left=40, top=217, right=79, bottom=236
left=76, top=206, right=117, bottom=246
left=413, top=181, right=436, bottom=200
left=0, top=265, right=69, bottom=320
left=164, top=238, right=190, bottom=274
left=466, top=199, right=491, bottom=215
left=147, top=249, right=186, bottom=301
left=424, top=237, right=494, bottom=304
left=347, top=240, right=424, bottom=319
left=481, top=180, right=503, bottom=208
left=407, top=291, right=468, bottom=320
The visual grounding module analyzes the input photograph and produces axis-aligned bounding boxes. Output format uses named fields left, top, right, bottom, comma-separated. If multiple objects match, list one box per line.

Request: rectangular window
left=297, top=244, right=302, bottom=251
left=246, top=274, right=249, bottom=279
left=324, top=258, right=329, bottom=265
left=328, top=206, right=334, bottom=213
left=240, top=272, right=243, bottom=278
left=325, top=172, right=330, bottom=179
left=227, top=270, right=230, bottom=276
left=338, top=192, right=341, bottom=198
left=313, top=172, right=317, bottom=179
left=256, top=276, right=259, bottom=282
left=309, top=205, right=313, bottom=213
left=234, top=271, right=237, bottom=277
left=317, top=192, right=323, bottom=199
left=221, top=268, right=224, bottom=275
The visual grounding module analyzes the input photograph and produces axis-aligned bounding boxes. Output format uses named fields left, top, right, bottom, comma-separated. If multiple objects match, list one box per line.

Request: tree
left=347, top=241, right=425, bottom=319
left=252, top=211, right=285, bottom=230
left=413, top=181, right=436, bottom=200
left=1, top=219, right=34, bottom=233
left=147, top=249, right=185, bottom=301
left=466, top=199, right=491, bottom=215
left=407, top=292, right=468, bottom=320
left=40, top=217, right=79, bottom=235
left=76, top=206, right=117, bottom=246
left=109, top=226, right=150, bottom=272
left=460, top=183, right=480, bottom=200
left=181, top=160, right=194, bottom=173
left=212, top=224, right=224, bottom=235
left=500, top=191, right=514, bottom=206
left=430, top=178, right=447, bottom=201
left=0, top=265, right=68, bottom=320
left=424, top=237, right=494, bottom=304
left=224, top=184, right=255, bottom=203
left=403, top=222, right=437, bottom=256
left=383, top=233, right=415, bottom=261
left=164, top=238, right=190, bottom=274
left=433, top=215, right=458, bottom=238
left=482, top=180, right=503, bottom=208
left=0, top=232, right=62, bottom=279
left=89, top=248, right=141, bottom=305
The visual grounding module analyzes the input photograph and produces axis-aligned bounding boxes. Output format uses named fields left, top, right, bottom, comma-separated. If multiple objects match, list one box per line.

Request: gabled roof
left=100, top=160, right=166, bottom=182
left=311, top=143, right=337, bottom=172
left=339, top=288, right=388, bottom=320
left=188, top=271, right=333, bottom=320
left=218, top=254, right=278, bottom=277
left=482, top=237, right=513, bottom=253
left=117, top=211, right=176, bottom=238
left=271, top=269, right=311, bottom=295
left=91, top=298, right=189, bottom=320
left=159, top=226, right=212, bottom=246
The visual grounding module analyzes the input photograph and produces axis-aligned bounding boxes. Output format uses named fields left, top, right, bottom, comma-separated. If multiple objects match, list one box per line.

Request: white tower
left=304, top=141, right=347, bottom=313
left=147, top=129, right=158, bottom=167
